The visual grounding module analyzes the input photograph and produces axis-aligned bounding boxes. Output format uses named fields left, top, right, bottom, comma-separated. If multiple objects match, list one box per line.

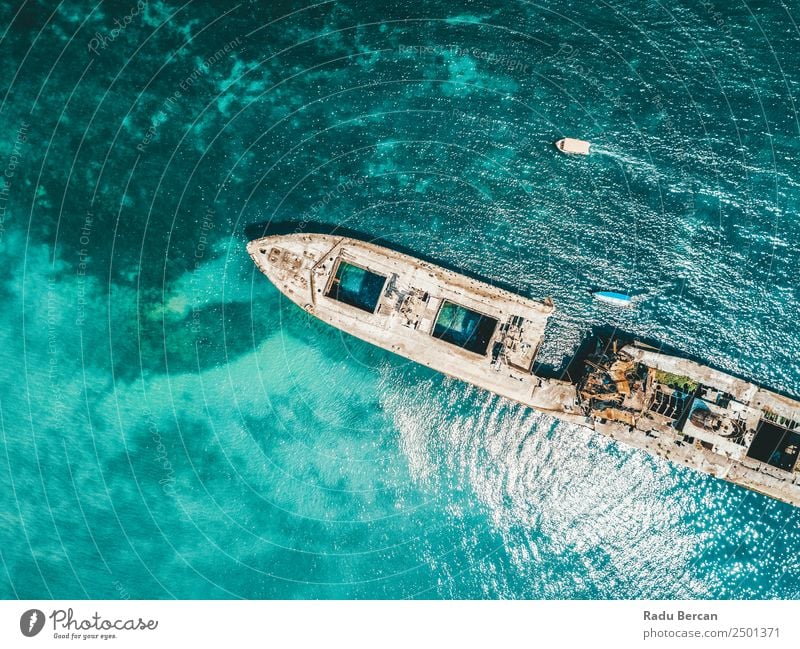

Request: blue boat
left=593, top=291, right=634, bottom=307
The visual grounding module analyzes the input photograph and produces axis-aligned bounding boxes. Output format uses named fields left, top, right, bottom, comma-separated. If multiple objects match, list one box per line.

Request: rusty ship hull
left=248, top=233, right=800, bottom=507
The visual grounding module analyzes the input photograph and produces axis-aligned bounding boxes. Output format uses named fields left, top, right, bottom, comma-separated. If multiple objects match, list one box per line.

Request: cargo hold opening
left=431, top=300, right=498, bottom=355
left=324, top=259, right=387, bottom=314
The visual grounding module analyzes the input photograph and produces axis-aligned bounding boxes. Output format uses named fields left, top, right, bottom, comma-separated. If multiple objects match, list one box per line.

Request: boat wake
left=589, top=146, right=660, bottom=176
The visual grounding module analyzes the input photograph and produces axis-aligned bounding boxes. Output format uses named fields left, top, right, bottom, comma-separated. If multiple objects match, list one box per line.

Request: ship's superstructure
left=248, top=233, right=800, bottom=507
left=580, top=343, right=800, bottom=504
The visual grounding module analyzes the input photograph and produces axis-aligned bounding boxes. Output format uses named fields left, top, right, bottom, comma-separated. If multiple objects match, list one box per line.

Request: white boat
left=555, top=137, right=591, bottom=155
left=593, top=291, right=633, bottom=307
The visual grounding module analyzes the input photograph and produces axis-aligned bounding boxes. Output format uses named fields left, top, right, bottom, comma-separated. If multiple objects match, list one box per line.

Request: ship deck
left=248, top=233, right=583, bottom=418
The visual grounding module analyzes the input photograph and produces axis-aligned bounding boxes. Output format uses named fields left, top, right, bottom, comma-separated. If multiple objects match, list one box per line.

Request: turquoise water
left=1, top=1, right=800, bottom=598
left=327, top=261, right=386, bottom=312
left=433, top=301, right=497, bottom=354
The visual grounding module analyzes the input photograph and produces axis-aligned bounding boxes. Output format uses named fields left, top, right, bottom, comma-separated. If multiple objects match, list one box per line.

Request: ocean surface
left=1, top=0, right=799, bottom=599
